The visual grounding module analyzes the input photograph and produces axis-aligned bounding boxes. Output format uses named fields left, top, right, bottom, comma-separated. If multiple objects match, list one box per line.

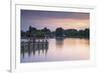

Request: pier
left=21, top=38, right=48, bottom=57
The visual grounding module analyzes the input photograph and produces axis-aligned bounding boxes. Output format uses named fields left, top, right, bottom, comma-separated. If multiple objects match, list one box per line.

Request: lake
left=21, top=38, right=89, bottom=63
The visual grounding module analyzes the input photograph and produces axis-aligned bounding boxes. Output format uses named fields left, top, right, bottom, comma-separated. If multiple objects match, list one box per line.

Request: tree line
left=21, top=26, right=89, bottom=39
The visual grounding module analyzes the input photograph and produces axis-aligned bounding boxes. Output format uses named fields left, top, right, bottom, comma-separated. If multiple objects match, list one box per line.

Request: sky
left=21, top=10, right=89, bottom=31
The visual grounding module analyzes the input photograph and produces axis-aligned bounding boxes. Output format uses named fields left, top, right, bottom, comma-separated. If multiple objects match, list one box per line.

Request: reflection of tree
left=21, top=42, right=25, bottom=58
left=56, top=38, right=64, bottom=49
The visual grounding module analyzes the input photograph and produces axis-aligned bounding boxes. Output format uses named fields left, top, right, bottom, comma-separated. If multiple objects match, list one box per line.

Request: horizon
left=21, top=26, right=89, bottom=32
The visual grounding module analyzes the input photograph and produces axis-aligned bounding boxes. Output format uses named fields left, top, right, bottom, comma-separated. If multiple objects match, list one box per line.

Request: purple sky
left=21, top=10, right=89, bottom=31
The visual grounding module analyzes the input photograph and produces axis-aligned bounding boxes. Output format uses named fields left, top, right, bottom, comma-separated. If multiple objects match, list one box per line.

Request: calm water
left=21, top=38, right=89, bottom=63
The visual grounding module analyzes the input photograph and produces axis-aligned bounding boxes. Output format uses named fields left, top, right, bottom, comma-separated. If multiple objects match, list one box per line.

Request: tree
left=28, top=26, right=37, bottom=37
left=41, top=27, right=51, bottom=37
left=78, top=28, right=89, bottom=38
left=64, top=29, right=77, bottom=37
left=55, top=28, right=64, bottom=37
left=35, top=30, right=45, bottom=38
left=21, top=30, right=26, bottom=38
left=84, top=28, right=89, bottom=38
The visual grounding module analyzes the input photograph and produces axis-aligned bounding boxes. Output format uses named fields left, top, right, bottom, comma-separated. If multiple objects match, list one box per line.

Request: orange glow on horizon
left=32, top=18, right=89, bottom=30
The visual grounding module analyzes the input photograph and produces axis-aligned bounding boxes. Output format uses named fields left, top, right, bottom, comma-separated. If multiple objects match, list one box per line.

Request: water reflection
left=21, top=38, right=89, bottom=62
left=21, top=39, right=48, bottom=58
left=56, top=38, right=64, bottom=49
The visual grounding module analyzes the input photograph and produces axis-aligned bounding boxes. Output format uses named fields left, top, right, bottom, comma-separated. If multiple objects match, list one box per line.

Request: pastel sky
left=21, top=10, right=89, bottom=31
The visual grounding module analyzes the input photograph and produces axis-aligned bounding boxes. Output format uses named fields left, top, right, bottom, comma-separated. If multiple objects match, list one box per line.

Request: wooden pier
left=21, top=38, right=48, bottom=57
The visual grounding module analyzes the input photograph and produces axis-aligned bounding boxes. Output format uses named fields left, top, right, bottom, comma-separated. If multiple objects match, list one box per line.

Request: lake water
left=21, top=38, right=89, bottom=63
